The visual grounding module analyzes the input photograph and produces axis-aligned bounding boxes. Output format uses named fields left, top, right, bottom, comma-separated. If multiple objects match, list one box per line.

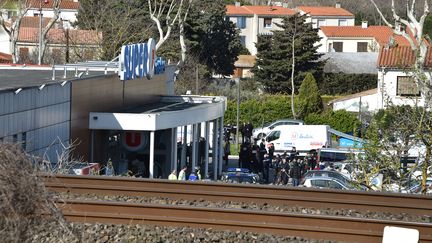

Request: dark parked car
left=221, top=168, right=260, bottom=184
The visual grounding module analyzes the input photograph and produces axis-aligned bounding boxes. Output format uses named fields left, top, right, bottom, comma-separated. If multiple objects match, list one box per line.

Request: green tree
left=297, top=73, right=323, bottom=118
left=185, top=0, right=241, bottom=76
left=252, top=13, right=324, bottom=94
left=76, top=0, right=153, bottom=59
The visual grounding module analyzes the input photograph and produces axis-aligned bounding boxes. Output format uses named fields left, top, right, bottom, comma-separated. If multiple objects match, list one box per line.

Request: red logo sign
left=122, top=131, right=146, bottom=151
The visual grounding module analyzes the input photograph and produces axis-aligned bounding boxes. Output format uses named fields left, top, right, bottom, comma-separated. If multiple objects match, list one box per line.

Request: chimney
left=335, top=2, right=341, bottom=8
left=395, top=21, right=404, bottom=32
left=361, top=21, right=368, bottom=29
left=235, top=1, right=241, bottom=7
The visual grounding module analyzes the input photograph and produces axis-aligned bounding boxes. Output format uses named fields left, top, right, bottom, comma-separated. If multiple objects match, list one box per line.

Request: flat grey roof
left=90, top=96, right=227, bottom=131
left=0, top=68, right=114, bottom=92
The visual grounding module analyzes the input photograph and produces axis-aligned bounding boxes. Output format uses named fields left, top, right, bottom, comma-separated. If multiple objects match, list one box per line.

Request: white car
left=252, top=119, right=304, bottom=139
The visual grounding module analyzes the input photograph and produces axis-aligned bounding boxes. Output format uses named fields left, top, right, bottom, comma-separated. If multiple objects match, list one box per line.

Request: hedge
left=224, top=95, right=360, bottom=134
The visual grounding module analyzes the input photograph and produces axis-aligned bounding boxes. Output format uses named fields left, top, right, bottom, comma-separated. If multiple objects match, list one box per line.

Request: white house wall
left=378, top=70, right=425, bottom=108
left=0, top=28, right=10, bottom=54
left=311, top=17, right=354, bottom=28
left=318, top=34, right=377, bottom=53
left=0, top=83, right=71, bottom=163
left=26, top=9, right=77, bottom=24
left=230, top=15, right=284, bottom=55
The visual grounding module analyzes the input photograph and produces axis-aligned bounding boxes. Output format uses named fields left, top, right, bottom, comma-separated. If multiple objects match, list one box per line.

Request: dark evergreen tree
left=252, top=13, right=324, bottom=94
left=184, top=0, right=242, bottom=76
left=297, top=73, right=323, bottom=118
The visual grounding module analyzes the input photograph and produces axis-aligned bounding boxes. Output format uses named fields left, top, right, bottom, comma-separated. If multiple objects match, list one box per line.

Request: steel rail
left=44, top=175, right=432, bottom=216
left=58, top=199, right=432, bottom=243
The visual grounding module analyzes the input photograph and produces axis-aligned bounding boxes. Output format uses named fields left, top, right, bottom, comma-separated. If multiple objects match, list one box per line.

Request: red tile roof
left=320, top=26, right=411, bottom=46
left=0, top=52, right=12, bottom=63
left=28, top=0, right=80, bottom=10
left=297, top=6, right=354, bottom=16
left=19, top=16, right=52, bottom=28
left=226, top=5, right=295, bottom=16
left=18, top=27, right=101, bottom=45
left=377, top=46, right=432, bottom=68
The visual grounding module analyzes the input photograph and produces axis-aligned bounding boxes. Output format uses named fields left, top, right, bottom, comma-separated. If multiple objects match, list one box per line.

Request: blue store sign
left=119, top=38, right=165, bottom=81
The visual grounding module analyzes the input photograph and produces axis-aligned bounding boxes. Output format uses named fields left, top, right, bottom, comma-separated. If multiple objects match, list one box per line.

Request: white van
left=265, top=125, right=331, bottom=153
left=252, top=119, right=304, bottom=139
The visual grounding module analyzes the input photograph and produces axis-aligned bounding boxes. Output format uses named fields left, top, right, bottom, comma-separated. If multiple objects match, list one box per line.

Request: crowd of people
left=237, top=137, right=320, bottom=186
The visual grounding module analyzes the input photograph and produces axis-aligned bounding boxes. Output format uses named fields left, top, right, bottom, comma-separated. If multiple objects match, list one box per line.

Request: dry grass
left=0, top=143, right=74, bottom=242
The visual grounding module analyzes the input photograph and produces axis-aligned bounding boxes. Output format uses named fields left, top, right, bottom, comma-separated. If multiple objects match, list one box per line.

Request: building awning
left=89, top=95, right=226, bottom=131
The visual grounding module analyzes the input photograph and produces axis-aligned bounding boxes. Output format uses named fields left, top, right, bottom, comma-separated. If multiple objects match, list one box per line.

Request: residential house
left=332, top=46, right=429, bottom=112
left=318, top=22, right=410, bottom=53
left=226, top=3, right=295, bottom=55
left=233, top=55, right=256, bottom=78
left=1, top=0, right=79, bottom=27
left=296, top=3, right=355, bottom=28
left=0, top=16, right=100, bottom=64
left=0, top=52, right=12, bottom=63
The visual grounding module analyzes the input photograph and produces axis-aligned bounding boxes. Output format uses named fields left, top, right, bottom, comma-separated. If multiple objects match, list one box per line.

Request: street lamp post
left=235, top=78, right=240, bottom=148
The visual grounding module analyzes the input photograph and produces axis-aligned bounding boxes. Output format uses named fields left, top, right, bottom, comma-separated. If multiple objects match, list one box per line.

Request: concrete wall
left=333, top=93, right=380, bottom=112
left=0, top=83, right=71, bottom=162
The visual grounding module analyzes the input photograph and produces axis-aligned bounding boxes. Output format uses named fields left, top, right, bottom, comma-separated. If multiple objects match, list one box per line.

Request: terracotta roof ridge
left=240, top=5, right=255, bottom=14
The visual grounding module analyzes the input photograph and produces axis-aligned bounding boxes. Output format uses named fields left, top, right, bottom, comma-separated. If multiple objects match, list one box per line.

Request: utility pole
left=195, top=65, right=199, bottom=94
left=38, top=0, right=43, bottom=65
left=235, top=78, right=240, bottom=148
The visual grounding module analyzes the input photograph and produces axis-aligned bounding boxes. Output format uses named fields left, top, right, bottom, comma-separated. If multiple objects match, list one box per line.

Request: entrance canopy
left=89, top=95, right=226, bottom=131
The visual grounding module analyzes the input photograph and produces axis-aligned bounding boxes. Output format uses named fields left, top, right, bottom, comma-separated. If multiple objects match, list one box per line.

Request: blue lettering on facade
left=119, top=38, right=165, bottom=81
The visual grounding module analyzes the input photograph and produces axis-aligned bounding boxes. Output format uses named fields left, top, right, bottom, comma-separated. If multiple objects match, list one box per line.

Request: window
left=338, top=19, right=347, bottom=26
left=264, top=18, right=272, bottom=28
left=236, top=16, right=246, bottom=29
left=333, top=42, right=343, bottom=52
left=397, top=76, right=421, bottom=97
left=240, top=36, right=246, bottom=46
left=22, top=132, right=27, bottom=150
left=266, top=131, right=281, bottom=142
left=7, top=11, right=17, bottom=19
left=328, top=180, right=344, bottom=189
left=19, top=48, right=30, bottom=63
left=12, top=134, right=17, bottom=143
left=311, top=179, right=327, bottom=188
left=357, top=42, right=368, bottom=52
left=317, top=19, right=326, bottom=28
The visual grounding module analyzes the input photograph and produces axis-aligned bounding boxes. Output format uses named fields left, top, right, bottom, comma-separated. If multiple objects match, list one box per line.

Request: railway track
left=44, top=174, right=432, bottom=216
left=58, top=199, right=432, bottom=243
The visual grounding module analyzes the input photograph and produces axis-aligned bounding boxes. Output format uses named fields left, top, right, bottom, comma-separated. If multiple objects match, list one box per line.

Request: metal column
left=172, top=127, right=178, bottom=172
left=204, top=121, right=210, bottom=179
left=218, top=116, right=224, bottom=175
left=90, top=130, right=95, bottom=163
left=212, top=119, right=219, bottom=180
left=149, top=131, right=155, bottom=179
left=191, top=123, right=198, bottom=169
left=181, top=126, right=187, bottom=169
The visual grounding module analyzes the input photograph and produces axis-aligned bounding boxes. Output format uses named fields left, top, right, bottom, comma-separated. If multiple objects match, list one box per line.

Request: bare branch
left=369, top=0, right=394, bottom=28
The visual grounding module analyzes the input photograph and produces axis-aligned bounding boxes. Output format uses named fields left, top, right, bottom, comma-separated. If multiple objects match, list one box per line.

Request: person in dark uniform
left=290, top=160, right=302, bottom=186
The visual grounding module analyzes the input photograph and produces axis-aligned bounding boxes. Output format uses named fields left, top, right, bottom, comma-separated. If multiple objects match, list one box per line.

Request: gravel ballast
left=30, top=221, right=336, bottom=243
left=58, top=192, right=432, bottom=223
